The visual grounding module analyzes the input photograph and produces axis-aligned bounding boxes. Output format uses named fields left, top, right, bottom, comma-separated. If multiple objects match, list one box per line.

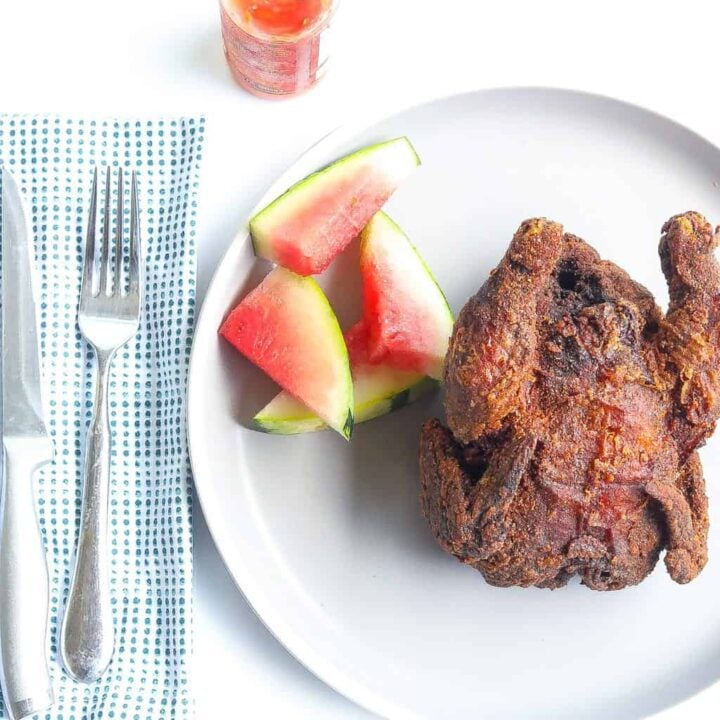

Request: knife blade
left=0, top=168, right=54, bottom=720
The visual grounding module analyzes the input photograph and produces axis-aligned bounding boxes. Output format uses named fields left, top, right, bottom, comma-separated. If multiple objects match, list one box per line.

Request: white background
left=1, top=1, right=720, bottom=718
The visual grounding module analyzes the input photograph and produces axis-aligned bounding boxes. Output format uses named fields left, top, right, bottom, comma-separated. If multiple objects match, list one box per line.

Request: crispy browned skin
left=420, top=213, right=720, bottom=590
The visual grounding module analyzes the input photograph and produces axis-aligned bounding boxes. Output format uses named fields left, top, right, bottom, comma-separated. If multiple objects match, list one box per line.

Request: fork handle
left=60, top=349, right=115, bottom=683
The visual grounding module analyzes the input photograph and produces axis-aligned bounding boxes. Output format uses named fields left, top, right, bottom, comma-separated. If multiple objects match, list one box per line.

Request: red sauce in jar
left=220, top=0, right=336, bottom=98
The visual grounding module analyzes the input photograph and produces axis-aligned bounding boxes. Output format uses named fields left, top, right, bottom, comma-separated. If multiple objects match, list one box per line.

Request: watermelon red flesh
left=360, top=212, right=454, bottom=380
left=253, top=319, right=435, bottom=434
left=343, top=320, right=372, bottom=366
left=250, top=137, right=420, bottom=276
left=219, top=267, right=353, bottom=438
left=344, top=321, right=437, bottom=422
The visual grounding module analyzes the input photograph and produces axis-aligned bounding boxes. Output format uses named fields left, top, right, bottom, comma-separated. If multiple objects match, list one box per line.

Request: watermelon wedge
left=219, top=267, right=354, bottom=439
left=253, top=321, right=437, bottom=434
left=360, top=212, right=454, bottom=380
left=249, top=137, right=420, bottom=276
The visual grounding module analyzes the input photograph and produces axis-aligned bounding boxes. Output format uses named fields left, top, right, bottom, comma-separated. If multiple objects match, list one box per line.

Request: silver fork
left=60, top=167, right=142, bottom=683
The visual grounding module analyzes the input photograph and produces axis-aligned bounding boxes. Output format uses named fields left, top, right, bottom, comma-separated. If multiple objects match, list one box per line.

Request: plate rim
left=188, top=85, right=720, bottom=720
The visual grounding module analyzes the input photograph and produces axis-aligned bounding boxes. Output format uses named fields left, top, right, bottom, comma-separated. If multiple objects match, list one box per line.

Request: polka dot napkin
left=0, top=116, right=204, bottom=720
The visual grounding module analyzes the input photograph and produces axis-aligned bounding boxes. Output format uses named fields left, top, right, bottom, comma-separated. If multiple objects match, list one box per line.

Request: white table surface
left=2, top=1, right=720, bottom=717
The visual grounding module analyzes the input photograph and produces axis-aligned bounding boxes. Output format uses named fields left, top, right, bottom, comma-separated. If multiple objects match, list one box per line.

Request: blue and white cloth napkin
left=0, top=115, right=204, bottom=720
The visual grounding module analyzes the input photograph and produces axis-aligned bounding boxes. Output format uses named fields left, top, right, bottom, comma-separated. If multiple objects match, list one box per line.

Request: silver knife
left=0, top=168, right=54, bottom=720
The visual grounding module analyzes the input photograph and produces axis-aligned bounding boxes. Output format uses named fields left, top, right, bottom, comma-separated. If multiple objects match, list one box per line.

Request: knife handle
left=60, top=349, right=114, bottom=683
left=0, top=442, right=53, bottom=720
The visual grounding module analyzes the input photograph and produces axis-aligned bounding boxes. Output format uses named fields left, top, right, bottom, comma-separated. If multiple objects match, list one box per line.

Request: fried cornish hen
left=419, top=213, right=720, bottom=590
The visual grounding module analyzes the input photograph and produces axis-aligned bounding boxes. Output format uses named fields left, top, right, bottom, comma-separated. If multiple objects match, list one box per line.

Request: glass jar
left=220, top=0, right=338, bottom=99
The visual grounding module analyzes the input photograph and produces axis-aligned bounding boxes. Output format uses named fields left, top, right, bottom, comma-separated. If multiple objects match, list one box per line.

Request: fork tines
left=82, top=167, right=141, bottom=300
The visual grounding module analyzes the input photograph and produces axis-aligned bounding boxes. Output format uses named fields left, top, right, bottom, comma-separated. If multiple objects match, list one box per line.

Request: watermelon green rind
left=356, top=375, right=438, bottom=424
left=253, top=398, right=327, bottom=434
left=249, top=137, right=421, bottom=275
left=252, top=364, right=437, bottom=434
left=352, top=362, right=434, bottom=423
left=220, top=268, right=354, bottom=439
left=360, top=212, right=454, bottom=380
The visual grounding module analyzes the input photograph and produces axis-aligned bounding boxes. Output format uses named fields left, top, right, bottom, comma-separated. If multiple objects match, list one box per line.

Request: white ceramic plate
left=188, top=88, right=720, bottom=720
